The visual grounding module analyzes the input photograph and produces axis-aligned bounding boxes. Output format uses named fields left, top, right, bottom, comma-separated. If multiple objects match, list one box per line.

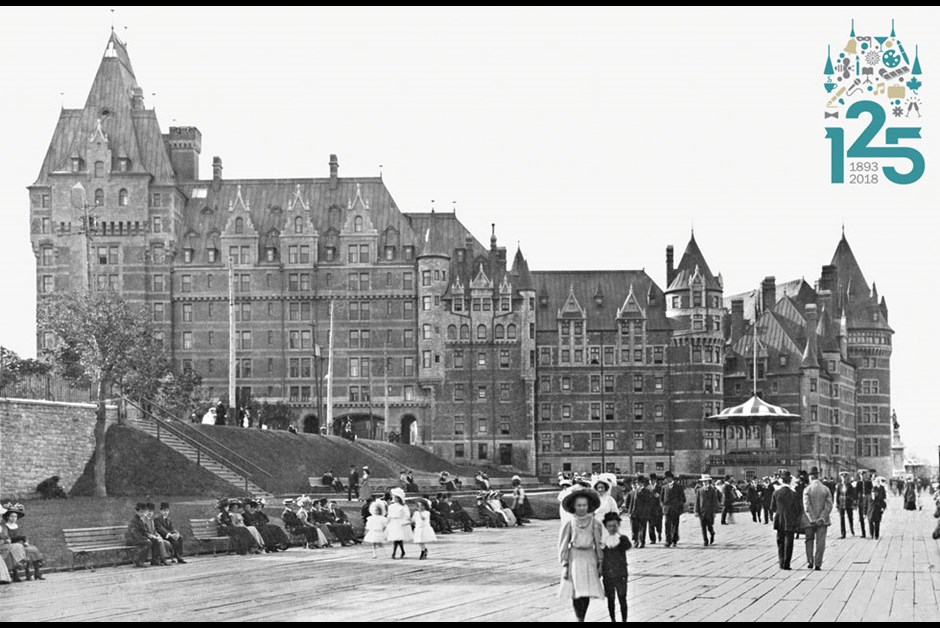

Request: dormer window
left=71, top=157, right=83, bottom=173
left=594, top=295, right=603, bottom=307
left=501, top=295, right=511, bottom=312
left=207, top=248, right=218, bottom=263
left=235, top=217, right=244, bottom=234
left=385, top=246, right=395, bottom=261
left=294, top=216, right=303, bottom=234
left=539, top=294, right=549, bottom=308
left=266, top=247, right=277, bottom=262
left=403, top=246, right=414, bottom=261
left=325, top=246, right=336, bottom=262
left=118, top=158, right=130, bottom=172
left=354, top=216, right=363, bottom=233
left=183, top=249, right=194, bottom=263
left=456, top=249, right=465, bottom=262
left=453, top=296, right=464, bottom=312
left=118, top=189, right=128, bottom=207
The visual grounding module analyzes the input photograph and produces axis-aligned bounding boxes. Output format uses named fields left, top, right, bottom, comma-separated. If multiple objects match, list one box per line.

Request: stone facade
left=0, top=398, right=117, bottom=499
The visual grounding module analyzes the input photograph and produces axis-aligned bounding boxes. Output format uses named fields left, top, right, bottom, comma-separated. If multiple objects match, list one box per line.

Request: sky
left=1, top=7, right=937, bottom=461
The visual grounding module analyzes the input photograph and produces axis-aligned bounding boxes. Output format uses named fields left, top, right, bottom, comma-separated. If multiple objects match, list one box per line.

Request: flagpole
left=753, top=299, right=759, bottom=398
left=228, top=258, right=236, bottom=411
left=326, top=299, right=334, bottom=434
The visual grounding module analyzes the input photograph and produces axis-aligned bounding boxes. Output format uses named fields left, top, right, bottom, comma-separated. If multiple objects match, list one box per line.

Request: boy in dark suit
left=154, top=502, right=186, bottom=564
left=125, top=503, right=153, bottom=568
left=601, top=511, right=632, bottom=623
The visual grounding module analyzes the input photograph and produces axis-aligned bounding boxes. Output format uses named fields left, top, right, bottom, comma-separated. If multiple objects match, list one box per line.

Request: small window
left=354, top=216, right=363, bottom=233
left=94, top=189, right=104, bottom=206
left=95, top=161, right=104, bottom=177
left=234, top=217, right=244, bottom=234
left=294, top=216, right=303, bottom=234
left=118, top=189, right=128, bottom=206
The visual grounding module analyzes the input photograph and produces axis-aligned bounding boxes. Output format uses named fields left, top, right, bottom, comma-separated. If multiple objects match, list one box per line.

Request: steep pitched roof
left=510, top=246, right=534, bottom=291
left=415, top=211, right=451, bottom=258
left=34, top=32, right=174, bottom=185
left=667, top=233, right=721, bottom=291
left=404, top=212, right=486, bottom=259
left=724, top=278, right=816, bottom=324
left=532, top=270, right=670, bottom=331
left=829, top=234, right=893, bottom=333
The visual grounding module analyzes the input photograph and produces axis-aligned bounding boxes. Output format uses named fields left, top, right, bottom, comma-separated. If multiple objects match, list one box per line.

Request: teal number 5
left=825, top=100, right=924, bottom=185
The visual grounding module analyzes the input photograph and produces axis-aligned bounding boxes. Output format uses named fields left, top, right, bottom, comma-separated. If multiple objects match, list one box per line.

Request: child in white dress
left=386, top=488, right=413, bottom=559
left=363, top=499, right=388, bottom=559
left=411, top=499, right=437, bottom=560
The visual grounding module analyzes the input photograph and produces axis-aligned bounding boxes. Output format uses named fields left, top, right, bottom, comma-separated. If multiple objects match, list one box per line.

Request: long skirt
left=290, top=525, right=326, bottom=547
left=0, top=543, right=27, bottom=570
left=257, top=524, right=291, bottom=550
left=558, top=548, right=604, bottom=600
left=221, top=526, right=259, bottom=554
left=360, top=480, right=374, bottom=501
left=0, top=557, right=8, bottom=583
left=327, top=523, right=355, bottom=543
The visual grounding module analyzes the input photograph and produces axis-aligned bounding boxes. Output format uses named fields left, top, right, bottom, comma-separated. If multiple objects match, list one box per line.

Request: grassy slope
left=184, top=426, right=397, bottom=494
left=70, top=425, right=240, bottom=498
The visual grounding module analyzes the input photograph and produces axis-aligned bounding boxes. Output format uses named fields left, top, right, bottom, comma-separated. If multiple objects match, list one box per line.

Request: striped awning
left=707, top=395, right=800, bottom=422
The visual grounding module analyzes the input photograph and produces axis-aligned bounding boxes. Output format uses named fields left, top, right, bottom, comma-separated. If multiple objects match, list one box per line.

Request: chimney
left=212, top=156, right=223, bottom=191
left=817, top=288, right=832, bottom=314
left=490, top=224, right=497, bottom=252
left=166, top=126, right=202, bottom=181
left=819, top=264, right=837, bottom=292
left=802, top=304, right=820, bottom=368
left=329, top=154, right=339, bottom=190
left=731, top=299, right=745, bottom=341
left=666, top=245, right=675, bottom=286
left=131, top=87, right=145, bottom=110
left=838, top=309, right=848, bottom=359
left=761, top=276, right=776, bottom=313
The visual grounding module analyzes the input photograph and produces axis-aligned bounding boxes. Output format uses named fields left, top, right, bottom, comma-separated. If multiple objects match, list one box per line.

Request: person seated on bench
left=153, top=502, right=186, bottom=564
left=475, top=494, right=506, bottom=528
left=282, top=500, right=328, bottom=548
left=35, top=475, right=68, bottom=500
left=297, top=497, right=337, bottom=546
left=243, top=499, right=290, bottom=552
left=322, top=471, right=345, bottom=493
left=0, top=503, right=30, bottom=581
left=475, top=470, right=491, bottom=490
left=399, top=470, right=418, bottom=493
left=313, top=499, right=356, bottom=546
left=442, top=494, right=474, bottom=532
left=144, top=503, right=173, bottom=566
left=439, top=471, right=461, bottom=492
left=328, top=501, right=361, bottom=543
left=423, top=495, right=453, bottom=534
left=489, top=491, right=517, bottom=527
left=125, top=502, right=159, bottom=568
left=216, top=499, right=261, bottom=555
left=230, top=502, right=266, bottom=549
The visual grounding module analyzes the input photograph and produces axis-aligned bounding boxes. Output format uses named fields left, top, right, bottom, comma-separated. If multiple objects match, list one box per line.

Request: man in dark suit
left=695, top=475, right=720, bottom=546
left=760, top=478, right=774, bottom=524
left=772, top=471, right=802, bottom=570
left=856, top=470, right=873, bottom=539
left=144, top=503, right=171, bottom=565
left=836, top=471, right=856, bottom=538
left=629, top=476, right=655, bottom=548
left=662, top=471, right=686, bottom=547
left=154, top=501, right=186, bottom=564
left=125, top=502, right=153, bottom=568
left=746, top=480, right=762, bottom=523
left=648, top=474, right=664, bottom=544
left=720, top=475, right=736, bottom=524
left=347, top=465, right=360, bottom=501
left=445, top=495, right=474, bottom=532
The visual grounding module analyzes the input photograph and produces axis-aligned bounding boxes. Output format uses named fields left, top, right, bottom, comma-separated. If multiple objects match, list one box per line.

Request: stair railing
left=123, top=397, right=268, bottom=494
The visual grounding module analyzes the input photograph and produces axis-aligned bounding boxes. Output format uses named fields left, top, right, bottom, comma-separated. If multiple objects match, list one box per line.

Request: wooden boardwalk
left=2, top=494, right=938, bottom=622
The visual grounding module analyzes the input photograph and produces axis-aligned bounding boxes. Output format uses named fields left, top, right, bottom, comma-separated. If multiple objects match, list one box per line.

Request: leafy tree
left=38, top=291, right=164, bottom=497
left=245, top=398, right=296, bottom=430
left=153, top=369, right=212, bottom=421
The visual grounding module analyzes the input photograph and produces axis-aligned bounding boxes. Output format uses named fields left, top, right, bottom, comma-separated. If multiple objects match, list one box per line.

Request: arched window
left=294, top=216, right=303, bottom=234
left=495, top=324, right=505, bottom=340
left=507, top=324, right=517, bottom=340
left=477, top=324, right=487, bottom=340
left=459, top=324, right=470, bottom=340
left=354, top=216, right=363, bottom=233
left=447, top=325, right=457, bottom=341
left=94, top=189, right=104, bottom=206
left=235, top=217, right=244, bottom=234
left=94, top=161, right=104, bottom=177
left=118, top=189, right=128, bottom=207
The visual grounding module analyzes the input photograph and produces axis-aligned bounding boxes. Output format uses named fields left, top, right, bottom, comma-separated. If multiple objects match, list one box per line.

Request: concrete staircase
left=129, top=414, right=273, bottom=500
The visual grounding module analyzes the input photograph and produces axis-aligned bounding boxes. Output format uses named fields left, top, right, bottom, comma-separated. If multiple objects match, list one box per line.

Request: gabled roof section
left=558, top=286, right=586, bottom=319
left=617, top=284, right=647, bottom=319
left=405, top=212, right=486, bottom=259
left=416, top=211, right=451, bottom=258
left=724, top=278, right=816, bottom=325
left=470, top=264, right=493, bottom=290
left=667, top=233, right=721, bottom=291
left=499, top=275, right=512, bottom=295
left=35, top=31, right=175, bottom=185
left=221, top=184, right=259, bottom=237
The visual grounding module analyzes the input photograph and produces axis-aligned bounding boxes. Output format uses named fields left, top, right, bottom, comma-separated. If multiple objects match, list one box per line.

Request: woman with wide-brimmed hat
left=216, top=499, right=261, bottom=555
left=591, top=476, right=620, bottom=525
left=0, top=503, right=28, bottom=582
left=558, top=486, right=605, bottom=622
left=0, top=504, right=43, bottom=580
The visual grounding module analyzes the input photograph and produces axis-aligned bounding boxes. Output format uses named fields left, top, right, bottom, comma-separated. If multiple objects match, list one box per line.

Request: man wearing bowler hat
left=772, top=470, right=801, bottom=570
left=855, top=470, right=873, bottom=539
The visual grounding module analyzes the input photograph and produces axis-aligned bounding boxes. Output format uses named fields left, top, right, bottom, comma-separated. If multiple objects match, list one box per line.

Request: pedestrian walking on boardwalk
left=694, top=474, right=720, bottom=546
left=772, top=470, right=802, bottom=570
left=558, top=486, right=605, bottom=623
left=802, top=467, right=833, bottom=571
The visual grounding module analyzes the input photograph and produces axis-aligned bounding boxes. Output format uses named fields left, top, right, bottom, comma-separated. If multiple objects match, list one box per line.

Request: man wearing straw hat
left=694, top=474, right=720, bottom=546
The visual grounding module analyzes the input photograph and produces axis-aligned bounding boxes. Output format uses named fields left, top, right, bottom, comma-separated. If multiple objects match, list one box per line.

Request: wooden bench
left=189, top=518, right=230, bottom=555
left=63, top=526, right=138, bottom=572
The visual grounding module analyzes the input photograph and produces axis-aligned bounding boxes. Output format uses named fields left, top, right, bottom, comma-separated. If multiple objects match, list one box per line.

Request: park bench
left=307, top=477, right=343, bottom=495
left=63, top=526, right=137, bottom=571
left=189, top=518, right=230, bottom=554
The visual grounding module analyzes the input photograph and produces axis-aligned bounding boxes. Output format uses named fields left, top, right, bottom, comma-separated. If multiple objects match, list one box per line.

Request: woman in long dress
left=0, top=505, right=27, bottom=582
left=243, top=500, right=290, bottom=552
left=386, top=488, right=412, bottom=559
left=363, top=499, right=388, bottom=559
left=216, top=500, right=261, bottom=555
left=360, top=466, right=373, bottom=501
left=903, top=477, right=918, bottom=511
left=0, top=506, right=43, bottom=580
left=411, top=499, right=437, bottom=560
left=591, top=477, right=620, bottom=524
left=558, top=487, right=605, bottom=622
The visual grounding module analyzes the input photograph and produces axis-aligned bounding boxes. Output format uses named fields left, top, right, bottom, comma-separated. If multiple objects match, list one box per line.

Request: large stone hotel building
left=28, top=34, right=894, bottom=477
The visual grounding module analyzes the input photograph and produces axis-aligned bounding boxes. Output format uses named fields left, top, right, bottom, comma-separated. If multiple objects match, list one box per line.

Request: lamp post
left=70, top=182, right=95, bottom=294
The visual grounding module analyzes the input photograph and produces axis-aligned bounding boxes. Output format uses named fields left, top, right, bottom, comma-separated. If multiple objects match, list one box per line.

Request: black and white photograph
left=0, top=6, right=937, bottom=622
